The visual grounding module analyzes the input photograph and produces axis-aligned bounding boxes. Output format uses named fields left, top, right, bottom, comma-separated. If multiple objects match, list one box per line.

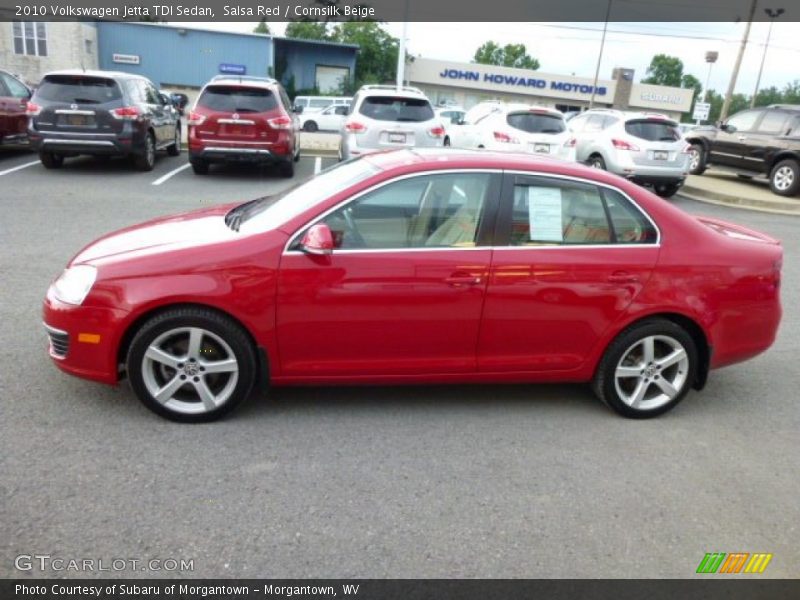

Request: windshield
left=36, top=75, right=122, bottom=104
left=239, top=159, right=382, bottom=233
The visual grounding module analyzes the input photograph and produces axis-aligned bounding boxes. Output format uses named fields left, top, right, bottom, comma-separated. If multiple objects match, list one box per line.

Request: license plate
left=388, top=133, right=406, bottom=144
left=653, top=150, right=669, bottom=160
left=533, top=143, right=550, bottom=153
left=66, top=115, right=89, bottom=126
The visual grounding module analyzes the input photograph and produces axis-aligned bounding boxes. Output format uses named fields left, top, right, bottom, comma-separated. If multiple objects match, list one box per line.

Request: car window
left=602, top=188, right=658, bottom=244
left=334, top=106, right=349, bottom=116
left=145, top=83, right=161, bottom=105
left=583, top=114, right=607, bottom=132
left=320, top=173, right=492, bottom=249
left=506, top=112, right=566, bottom=134
left=36, top=75, right=123, bottom=104
left=278, top=87, right=292, bottom=112
left=197, top=86, right=278, bottom=113
left=359, top=96, right=434, bottom=123
left=725, top=110, right=762, bottom=133
left=568, top=114, right=587, bottom=132
left=0, top=77, right=9, bottom=97
left=1, top=73, right=29, bottom=98
left=310, top=99, right=332, bottom=108
left=624, top=119, right=680, bottom=141
left=756, top=110, right=789, bottom=134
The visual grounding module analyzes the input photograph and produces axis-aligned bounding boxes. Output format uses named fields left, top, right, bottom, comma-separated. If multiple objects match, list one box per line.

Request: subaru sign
left=219, top=63, right=247, bottom=75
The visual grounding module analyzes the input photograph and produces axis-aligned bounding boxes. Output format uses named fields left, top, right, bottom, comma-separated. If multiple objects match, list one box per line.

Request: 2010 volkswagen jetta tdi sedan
left=43, top=149, right=783, bottom=422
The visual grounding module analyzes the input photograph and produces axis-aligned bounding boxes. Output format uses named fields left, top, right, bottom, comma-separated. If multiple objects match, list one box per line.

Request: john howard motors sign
left=439, top=68, right=608, bottom=97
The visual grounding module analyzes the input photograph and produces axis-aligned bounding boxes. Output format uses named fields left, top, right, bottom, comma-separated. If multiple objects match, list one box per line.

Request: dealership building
left=407, top=58, right=694, bottom=119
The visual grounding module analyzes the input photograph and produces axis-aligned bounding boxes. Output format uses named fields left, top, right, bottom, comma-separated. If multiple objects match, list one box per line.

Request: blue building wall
left=97, top=23, right=272, bottom=88
left=275, top=39, right=357, bottom=91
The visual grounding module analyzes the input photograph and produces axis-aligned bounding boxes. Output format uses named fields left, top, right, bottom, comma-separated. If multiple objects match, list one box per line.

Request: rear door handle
left=445, top=272, right=483, bottom=287
left=608, top=271, right=639, bottom=284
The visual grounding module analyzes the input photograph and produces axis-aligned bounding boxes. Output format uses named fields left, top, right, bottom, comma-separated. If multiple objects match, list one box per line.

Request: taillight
left=111, top=106, right=141, bottom=120
left=428, top=125, right=445, bottom=138
left=267, top=115, right=293, bottom=130
left=187, top=111, right=206, bottom=126
left=493, top=131, right=519, bottom=144
left=611, top=138, right=640, bottom=151
left=25, top=101, right=41, bottom=116
left=563, top=137, right=576, bottom=148
left=344, top=121, right=367, bottom=134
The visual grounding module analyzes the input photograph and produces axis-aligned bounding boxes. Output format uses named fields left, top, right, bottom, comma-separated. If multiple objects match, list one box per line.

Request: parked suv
left=686, top=104, right=800, bottom=196
left=569, top=109, right=689, bottom=197
left=27, top=70, right=181, bottom=170
left=0, top=69, right=32, bottom=147
left=340, top=85, right=444, bottom=160
left=188, top=76, right=300, bottom=177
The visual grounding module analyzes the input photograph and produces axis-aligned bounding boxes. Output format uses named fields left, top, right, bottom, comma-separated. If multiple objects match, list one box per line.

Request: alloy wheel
left=613, top=334, right=689, bottom=411
left=773, top=165, right=794, bottom=191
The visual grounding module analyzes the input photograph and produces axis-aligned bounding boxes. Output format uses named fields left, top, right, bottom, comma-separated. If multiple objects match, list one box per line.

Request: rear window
left=36, top=76, right=122, bottom=104
left=507, top=112, right=566, bottom=134
left=624, top=119, right=680, bottom=141
left=197, top=86, right=278, bottom=113
left=359, top=96, right=434, bottom=122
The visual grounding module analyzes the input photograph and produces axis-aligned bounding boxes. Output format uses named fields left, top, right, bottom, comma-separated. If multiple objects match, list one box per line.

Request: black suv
left=686, top=104, right=800, bottom=196
left=28, top=70, right=181, bottom=171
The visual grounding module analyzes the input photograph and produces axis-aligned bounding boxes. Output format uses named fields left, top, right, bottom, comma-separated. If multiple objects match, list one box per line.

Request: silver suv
left=568, top=109, right=690, bottom=197
left=339, top=85, right=444, bottom=160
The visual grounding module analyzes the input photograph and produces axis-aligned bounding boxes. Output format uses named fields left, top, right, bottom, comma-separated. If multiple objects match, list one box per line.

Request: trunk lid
left=696, top=216, right=781, bottom=245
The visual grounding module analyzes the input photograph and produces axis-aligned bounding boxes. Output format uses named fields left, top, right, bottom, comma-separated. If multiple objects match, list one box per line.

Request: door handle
left=607, top=271, right=639, bottom=284
left=445, top=273, right=483, bottom=287
left=738, top=136, right=747, bottom=141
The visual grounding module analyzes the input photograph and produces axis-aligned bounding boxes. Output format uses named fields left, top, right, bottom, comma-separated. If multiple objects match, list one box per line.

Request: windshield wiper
left=224, top=195, right=280, bottom=231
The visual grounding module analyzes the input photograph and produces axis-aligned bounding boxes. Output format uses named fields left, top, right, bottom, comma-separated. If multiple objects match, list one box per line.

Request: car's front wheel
left=769, top=159, right=800, bottom=196
left=593, top=319, right=697, bottom=418
left=40, top=151, right=64, bottom=169
left=303, top=121, right=318, bottom=133
left=687, top=144, right=706, bottom=175
left=127, top=307, right=258, bottom=422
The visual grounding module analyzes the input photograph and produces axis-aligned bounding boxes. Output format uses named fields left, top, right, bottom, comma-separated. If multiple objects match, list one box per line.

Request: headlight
left=52, top=265, right=97, bottom=306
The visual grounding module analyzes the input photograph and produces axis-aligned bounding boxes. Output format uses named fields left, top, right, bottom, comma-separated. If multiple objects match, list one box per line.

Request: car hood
left=70, top=203, right=240, bottom=265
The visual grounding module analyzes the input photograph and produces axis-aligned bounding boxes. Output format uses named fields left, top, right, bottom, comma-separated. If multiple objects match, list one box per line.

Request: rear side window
left=36, top=76, right=122, bottom=104
left=507, top=112, right=566, bottom=134
left=756, top=110, right=789, bottom=134
left=197, top=86, right=278, bottom=113
left=625, top=119, right=680, bottom=141
left=359, top=96, right=434, bottom=122
left=602, top=188, right=658, bottom=244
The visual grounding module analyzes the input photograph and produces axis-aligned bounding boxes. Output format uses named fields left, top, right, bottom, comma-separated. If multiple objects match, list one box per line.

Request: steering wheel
left=341, top=206, right=368, bottom=248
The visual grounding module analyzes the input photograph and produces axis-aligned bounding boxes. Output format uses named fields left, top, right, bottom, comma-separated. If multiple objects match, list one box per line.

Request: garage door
left=316, top=66, right=349, bottom=94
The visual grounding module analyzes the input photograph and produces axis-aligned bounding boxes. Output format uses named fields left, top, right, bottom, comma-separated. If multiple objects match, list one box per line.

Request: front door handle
left=445, top=272, right=483, bottom=287
left=608, top=271, right=639, bottom=284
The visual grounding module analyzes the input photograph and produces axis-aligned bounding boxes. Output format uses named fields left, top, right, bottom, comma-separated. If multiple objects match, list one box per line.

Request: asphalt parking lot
left=1, top=147, right=798, bottom=579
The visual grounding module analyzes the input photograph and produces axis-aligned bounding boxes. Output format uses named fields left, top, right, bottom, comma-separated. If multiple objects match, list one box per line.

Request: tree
left=680, top=73, right=703, bottom=123
left=473, top=41, right=540, bottom=70
left=253, top=18, right=271, bottom=35
left=284, top=21, right=330, bottom=40
left=642, top=54, right=684, bottom=88
left=754, top=86, right=783, bottom=107
left=331, top=21, right=399, bottom=87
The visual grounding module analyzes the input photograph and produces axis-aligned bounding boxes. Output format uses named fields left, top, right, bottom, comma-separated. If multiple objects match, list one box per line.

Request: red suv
left=0, top=69, right=32, bottom=147
left=188, top=76, right=300, bottom=177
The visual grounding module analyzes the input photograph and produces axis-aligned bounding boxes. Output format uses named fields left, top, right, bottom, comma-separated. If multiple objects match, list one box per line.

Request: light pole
left=751, top=7, right=784, bottom=108
left=697, top=51, right=718, bottom=126
left=720, top=0, right=757, bottom=122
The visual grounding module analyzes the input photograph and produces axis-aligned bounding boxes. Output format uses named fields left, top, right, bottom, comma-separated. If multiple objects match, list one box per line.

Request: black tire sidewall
left=304, top=121, right=318, bottom=132
left=596, top=320, right=698, bottom=419
left=769, top=159, right=800, bottom=196
left=590, top=155, right=606, bottom=170
left=167, top=126, right=181, bottom=156
left=127, top=308, right=257, bottom=423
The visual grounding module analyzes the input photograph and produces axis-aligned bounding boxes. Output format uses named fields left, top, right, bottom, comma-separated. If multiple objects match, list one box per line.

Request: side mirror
left=300, top=223, right=334, bottom=255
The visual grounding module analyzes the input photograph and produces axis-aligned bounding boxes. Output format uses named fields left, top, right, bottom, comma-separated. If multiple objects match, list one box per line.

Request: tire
left=769, top=159, right=800, bottom=197
left=40, top=151, right=63, bottom=169
left=127, top=307, right=258, bottom=423
left=191, top=160, right=209, bottom=175
left=592, top=319, right=697, bottom=419
left=687, top=143, right=706, bottom=175
left=653, top=182, right=681, bottom=198
left=134, top=133, right=156, bottom=171
left=167, top=126, right=181, bottom=156
left=588, top=154, right=606, bottom=170
left=444, top=136, right=451, bottom=147
left=303, top=121, right=318, bottom=133
left=278, top=160, right=294, bottom=178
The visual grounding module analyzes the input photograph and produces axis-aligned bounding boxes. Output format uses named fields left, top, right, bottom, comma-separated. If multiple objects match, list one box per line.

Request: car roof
left=42, top=69, right=144, bottom=81
left=356, top=85, right=429, bottom=100
left=203, top=76, right=279, bottom=90
left=581, top=108, right=675, bottom=122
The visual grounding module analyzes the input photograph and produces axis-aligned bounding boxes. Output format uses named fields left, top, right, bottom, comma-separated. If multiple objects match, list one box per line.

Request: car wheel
left=444, top=136, right=451, bottom=147
left=279, top=160, right=294, bottom=178
left=593, top=319, right=697, bottom=419
left=589, top=155, right=606, bottom=170
left=653, top=183, right=681, bottom=198
left=191, top=160, right=209, bottom=175
left=40, top=151, right=64, bottom=169
left=127, top=307, right=257, bottom=423
left=303, top=121, right=318, bottom=133
left=134, top=133, right=156, bottom=171
left=769, top=159, right=800, bottom=196
left=688, top=144, right=706, bottom=175
left=167, top=126, right=181, bottom=156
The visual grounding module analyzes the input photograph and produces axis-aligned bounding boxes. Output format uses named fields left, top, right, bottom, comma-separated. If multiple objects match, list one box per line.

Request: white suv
left=339, top=85, right=445, bottom=160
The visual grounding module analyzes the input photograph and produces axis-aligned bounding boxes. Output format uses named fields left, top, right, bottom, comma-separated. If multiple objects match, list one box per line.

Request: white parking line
left=314, top=156, right=321, bottom=175
left=151, top=162, right=192, bottom=186
left=0, top=160, right=40, bottom=177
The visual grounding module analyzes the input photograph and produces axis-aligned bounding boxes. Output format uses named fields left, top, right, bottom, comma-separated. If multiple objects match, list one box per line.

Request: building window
left=84, top=39, right=93, bottom=54
left=12, top=21, right=47, bottom=57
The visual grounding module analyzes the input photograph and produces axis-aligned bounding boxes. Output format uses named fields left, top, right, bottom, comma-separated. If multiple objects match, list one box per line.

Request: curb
left=680, top=185, right=800, bottom=217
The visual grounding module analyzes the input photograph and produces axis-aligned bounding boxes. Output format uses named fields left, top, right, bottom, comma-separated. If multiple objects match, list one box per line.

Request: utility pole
left=396, top=0, right=410, bottom=91
left=720, top=0, right=757, bottom=121
left=751, top=8, right=784, bottom=108
left=589, top=0, right=612, bottom=109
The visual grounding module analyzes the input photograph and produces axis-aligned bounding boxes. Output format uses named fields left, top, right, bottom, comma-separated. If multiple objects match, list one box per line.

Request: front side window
left=12, top=21, right=46, bottom=56
left=725, top=110, right=762, bottom=133
left=318, top=173, right=493, bottom=250
left=1, top=73, right=29, bottom=99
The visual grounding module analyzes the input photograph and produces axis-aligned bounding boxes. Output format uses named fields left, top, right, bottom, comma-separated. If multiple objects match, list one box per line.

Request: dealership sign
left=112, top=53, right=140, bottom=65
left=219, top=63, right=247, bottom=75
left=439, top=68, right=608, bottom=96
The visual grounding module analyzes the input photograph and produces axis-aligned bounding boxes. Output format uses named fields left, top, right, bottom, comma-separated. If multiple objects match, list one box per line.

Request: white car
left=446, top=102, right=576, bottom=161
left=301, top=104, right=350, bottom=133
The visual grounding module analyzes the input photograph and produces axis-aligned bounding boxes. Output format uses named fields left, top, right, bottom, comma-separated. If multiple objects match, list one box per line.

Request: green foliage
left=253, top=18, right=270, bottom=35
left=642, top=54, right=684, bottom=88
left=332, top=22, right=400, bottom=87
left=680, top=73, right=703, bottom=123
left=284, top=21, right=330, bottom=40
left=473, top=41, right=540, bottom=70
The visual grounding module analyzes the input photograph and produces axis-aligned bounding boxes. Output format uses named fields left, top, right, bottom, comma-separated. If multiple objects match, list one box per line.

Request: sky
left=191, top=21, right=800, bottom=96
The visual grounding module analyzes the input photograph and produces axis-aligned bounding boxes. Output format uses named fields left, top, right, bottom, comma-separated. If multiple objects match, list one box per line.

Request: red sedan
left=43, top=149, right=783, bottom=422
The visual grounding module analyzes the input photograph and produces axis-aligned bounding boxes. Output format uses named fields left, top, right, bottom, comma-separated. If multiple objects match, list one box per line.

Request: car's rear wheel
left=769, top=159, right=800, bottom=196
left=588, top=154, right=606, bottom=170
left=444, top=136, right=451, bottom=147
left=167, top=126, right=181, bottom=156
left=653, top=183, right=681, bottom=198
left=279, top=160, right=294, bottom=178
left=687, top=144, right=706, bottom=175
left=593, top=319, right=697, bottom=418
left=303, top=121, right=318, bottom=133
left=134, top=133, right=156, bottom=171
left=40, top=151, right=63, bottom=169
left=127, top=307, right=257, bottom=423
left=191, top=159, right=209, bottom=175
